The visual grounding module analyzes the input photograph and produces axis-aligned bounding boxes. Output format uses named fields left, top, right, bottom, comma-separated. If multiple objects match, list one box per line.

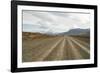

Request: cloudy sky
left=22, top=10, right=90, bottom=34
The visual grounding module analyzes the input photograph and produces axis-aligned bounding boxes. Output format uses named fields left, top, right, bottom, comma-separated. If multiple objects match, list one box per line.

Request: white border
left=17, top=5, right=94, bottom=68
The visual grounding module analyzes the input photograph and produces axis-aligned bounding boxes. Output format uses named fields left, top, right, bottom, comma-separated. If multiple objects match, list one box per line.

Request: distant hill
left=22, top=32, right=56, bottom=40
left=22, top=28, right=90, bottom=37
left=79, top=31, right=90, bottom=36
left=59, top=28, right=90, bottom=36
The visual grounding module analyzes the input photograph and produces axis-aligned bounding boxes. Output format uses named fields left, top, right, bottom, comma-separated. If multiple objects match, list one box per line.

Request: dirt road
left=22, top=35, right=90, bottom=62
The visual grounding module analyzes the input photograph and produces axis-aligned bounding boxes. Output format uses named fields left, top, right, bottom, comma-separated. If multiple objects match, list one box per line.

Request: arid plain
left=22, top=32, right=90, bottom=62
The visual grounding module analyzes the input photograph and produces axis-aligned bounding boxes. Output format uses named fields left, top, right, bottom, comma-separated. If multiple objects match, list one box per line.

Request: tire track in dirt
left=69, top=37, right=90, bottom=54
left=66, top=36, right=83, bottom=59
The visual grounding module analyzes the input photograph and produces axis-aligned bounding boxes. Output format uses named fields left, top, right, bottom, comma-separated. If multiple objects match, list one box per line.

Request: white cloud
left=23, top=10, right=90, bottom=34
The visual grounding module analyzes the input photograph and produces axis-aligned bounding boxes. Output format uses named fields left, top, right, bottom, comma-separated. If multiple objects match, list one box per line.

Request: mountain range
left=59, top=28, right=90, bottom=35
left=23, top=28, right=90, bottom=36
left=42, top=28, right=90, bottom=36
